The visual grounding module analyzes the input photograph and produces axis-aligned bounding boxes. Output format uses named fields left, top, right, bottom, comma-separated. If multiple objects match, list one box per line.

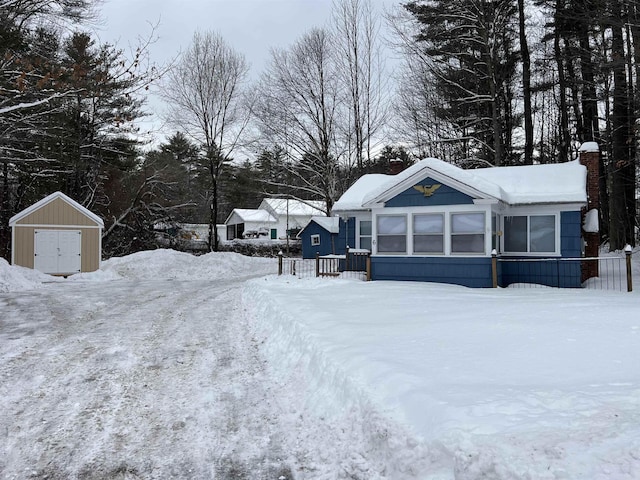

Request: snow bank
left=71, top=249, right=275, bottom=282
left=0, top=258, right=61, bottom=293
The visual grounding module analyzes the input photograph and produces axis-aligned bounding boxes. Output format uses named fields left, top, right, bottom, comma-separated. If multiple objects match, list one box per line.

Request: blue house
left=331, top=145, right=597, bottom=288
left=298, top=216, right=340, bottom=259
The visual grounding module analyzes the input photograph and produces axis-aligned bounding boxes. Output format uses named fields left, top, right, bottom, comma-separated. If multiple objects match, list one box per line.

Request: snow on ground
left=244, top=249, right=640, bottom=479
left=1, top=248, right=640, bottom=479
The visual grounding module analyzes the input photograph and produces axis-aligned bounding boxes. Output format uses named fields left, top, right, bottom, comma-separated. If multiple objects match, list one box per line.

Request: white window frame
left=450, top=211, right=486, bottom=255
left=358, top=219, right=372, bottom=251
left=412, top=213, right=444, bottom=254
left=375, top=214, right=407, bottom=254
left=310, top=234, right=321, bottom=246
left=500, top=211, right=561, bottom=256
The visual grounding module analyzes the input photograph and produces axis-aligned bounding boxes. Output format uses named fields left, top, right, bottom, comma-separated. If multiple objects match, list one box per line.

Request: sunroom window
left=359, top=220, right=372, bottom=251
left=451, top=212, right=485, bottom=253
left=377, top=215, right=406, bottom=253
left=413, top=213, right=444, bottom=253
left=504, top=215, right=556, bottom=253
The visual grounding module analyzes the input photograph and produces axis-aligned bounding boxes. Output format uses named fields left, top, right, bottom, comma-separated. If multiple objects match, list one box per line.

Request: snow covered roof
left=332, top=174, right=391, bottom=212
left=226, top=209, right=276, bottom=224
left=260, top=198, right=326, bottom=216
left=9, top=191, right=104, bottom=227
left=334, top=158, right=587, bottom=211
left=299, top=216, right=340, bottom=235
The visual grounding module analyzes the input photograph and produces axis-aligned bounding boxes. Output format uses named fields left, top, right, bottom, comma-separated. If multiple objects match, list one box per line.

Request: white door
left=34, top=230, right=81, bottom=274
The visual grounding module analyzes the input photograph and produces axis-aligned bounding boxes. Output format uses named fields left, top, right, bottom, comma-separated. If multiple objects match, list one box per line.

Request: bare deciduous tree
left=253, top=28, right=341, bottom=214
left=332, top=0, right=387, bottom=173
left=161, top=30, right=249, bottom=251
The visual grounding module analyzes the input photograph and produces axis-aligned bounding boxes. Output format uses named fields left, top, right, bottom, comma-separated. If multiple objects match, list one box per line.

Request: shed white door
left=34, top=230, right=81, bottom=274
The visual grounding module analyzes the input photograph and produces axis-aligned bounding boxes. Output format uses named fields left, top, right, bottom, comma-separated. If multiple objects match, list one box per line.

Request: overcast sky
left=96, top=0, right=397, bottom=145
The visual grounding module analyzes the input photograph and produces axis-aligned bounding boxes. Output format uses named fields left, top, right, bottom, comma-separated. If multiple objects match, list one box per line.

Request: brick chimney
left=389, top=158, right=405, bottom=175
left=579, top=142, right=600, bottom=281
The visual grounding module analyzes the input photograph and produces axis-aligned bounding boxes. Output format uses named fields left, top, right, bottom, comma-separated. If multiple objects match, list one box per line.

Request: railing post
left=366, top=254, right=371, bottom=281
left=278, top=250, right=283, bottom=276
left=315, top=252, right=320, bottom=278
left=625, top=245, right=633, bottom=292
left=345, top=245, right=350, bottom=271
left=491, top=249, right=498, bottom=288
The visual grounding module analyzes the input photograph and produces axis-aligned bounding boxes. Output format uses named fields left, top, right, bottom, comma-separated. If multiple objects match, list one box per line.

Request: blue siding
left=300, top=222, right=338, bottom=259
left=385, top=177, right=475, bottom=207
left=336, top=217, right=356, bottom=253
left=372, top=256, right=493, bottom=288
left=561, top=211, right=582, bottom=257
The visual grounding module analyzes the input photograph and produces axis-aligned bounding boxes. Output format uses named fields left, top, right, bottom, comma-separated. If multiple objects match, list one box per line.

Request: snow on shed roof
left=300, top=216, right=340, bottom=234
left=227, top=209, right=276, bottom=223
left=335, top=158, right=587, bottom=211
left=260, top=198, right=326, bottom=216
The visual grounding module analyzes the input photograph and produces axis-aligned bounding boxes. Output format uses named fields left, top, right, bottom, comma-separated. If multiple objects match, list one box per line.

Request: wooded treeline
left=0, top=0, right=638, bottom=260
left=396, top=0, right=638, bottom=249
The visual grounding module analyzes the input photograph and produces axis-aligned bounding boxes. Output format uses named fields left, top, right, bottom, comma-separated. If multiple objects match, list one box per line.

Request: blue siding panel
left=337, top=217, right=356, bottom=254
left=385, top=177, right=475, bottom=207
left=560, top=211, right=582, bottom=257
left=372, top=256, right=493, bottom=288
left=499, top=258, right=582, bottom=288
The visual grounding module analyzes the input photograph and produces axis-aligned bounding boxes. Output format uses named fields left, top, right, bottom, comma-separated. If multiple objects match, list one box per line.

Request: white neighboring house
left=258, top=198, right=326, bottom=240
left=225, top=198, right=326, bottom=240
left=224, top=208, right=277, bottom=240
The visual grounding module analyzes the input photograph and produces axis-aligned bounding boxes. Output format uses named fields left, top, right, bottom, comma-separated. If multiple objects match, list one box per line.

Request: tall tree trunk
left=609, top=0, right=634, bottom=250
left=518, top=0, right=533, bottom=165
left=554, top=0, right=570, bottom=163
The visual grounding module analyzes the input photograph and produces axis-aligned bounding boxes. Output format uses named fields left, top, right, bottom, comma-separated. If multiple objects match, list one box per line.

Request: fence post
left=315, top=252, right=320, bottom=278
left=491, top=249, right=498, bottom=288
left=292, top=259, right=296, bottom=276
left=278, top=251, right=283, bottom=276
left=366, top=254, right=371, bottom=281
left=345, top=245, right=350, bottom=271
left=626, top=245, right=633, bottom=292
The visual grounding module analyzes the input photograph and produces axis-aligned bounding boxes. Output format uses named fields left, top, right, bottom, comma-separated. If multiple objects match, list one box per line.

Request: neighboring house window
left=504, top=215, right=556, bottom=253
left=451, top=212, right=485, bottom=253
left=311, top=234, right=321, bottom=246
left=359, top=220, right=372, bottom=250
left=377, top=215, right=407, bottom=253
left=413, top=213, right=444, bottom=253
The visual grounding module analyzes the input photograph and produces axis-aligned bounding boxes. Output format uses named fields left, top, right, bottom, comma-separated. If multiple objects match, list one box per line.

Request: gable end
left=384, top=177, right=475, bottom=207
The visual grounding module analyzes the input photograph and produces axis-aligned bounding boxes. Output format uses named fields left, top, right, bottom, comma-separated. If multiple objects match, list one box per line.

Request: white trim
left=12, top=223, right=102, bottom=229
left=9, top=191, right=104, bottom=227
left=11, top=223, right=15, bottom=265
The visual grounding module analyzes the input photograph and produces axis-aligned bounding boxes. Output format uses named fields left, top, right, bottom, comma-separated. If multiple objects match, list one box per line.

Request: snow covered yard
left=244, top=250, right=640, bottom=479
left=1, top=248, right=640, bottom=479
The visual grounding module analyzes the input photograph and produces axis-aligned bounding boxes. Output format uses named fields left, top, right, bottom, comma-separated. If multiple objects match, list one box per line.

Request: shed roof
left=299, top=216, right=340, bottom=235
left=260, top=198, right=326, bottom=216
left=225, top=208, right=276, bottom=224
left=9, top=191, right=104, bottom=227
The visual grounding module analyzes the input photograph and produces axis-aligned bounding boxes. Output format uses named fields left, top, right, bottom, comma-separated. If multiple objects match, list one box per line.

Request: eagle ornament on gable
left=413, top=184, right=442, bottom=197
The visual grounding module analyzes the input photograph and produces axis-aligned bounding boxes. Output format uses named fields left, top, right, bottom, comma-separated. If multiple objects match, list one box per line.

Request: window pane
left=359, top=221, right=372, bottom=236
left=377, top=235, right=406, bottom=253
left=452, top=213, right=484, bottom=233
left=414, top=214, right=443, bottom=234
left=451, top=234, right=484, bottom=253
left=504, top=216, right=527, bottom=252
left=377, top=216, right=406, bottom=234
left=530, top=215, right=555, bottom=252
left=360, top=236, right=371, bottom=251
left=414, top=235, right=444, bottom=253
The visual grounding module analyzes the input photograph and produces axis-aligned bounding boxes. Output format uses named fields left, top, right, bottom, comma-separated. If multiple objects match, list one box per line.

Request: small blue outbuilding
left=298, top=216, right=341, bottom=259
